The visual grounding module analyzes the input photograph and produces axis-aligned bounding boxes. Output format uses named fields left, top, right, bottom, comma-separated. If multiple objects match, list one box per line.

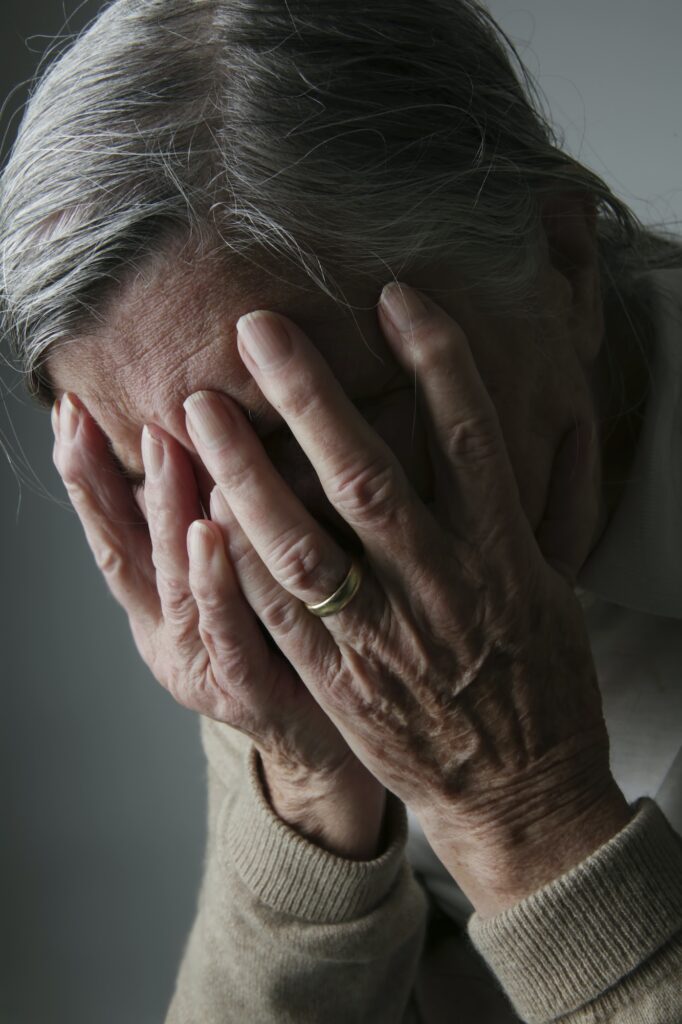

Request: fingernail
left=380, top=282, right=428, bottom=333
left=237, top=311, right=292, bottom=369
left=60, top=394, right=80, bottom=443
left=184, top=392, right=232, bottom=449
left=51, top=400, right=61, bottom=440
left=188, top=521, right=213, bottom=563
left=141, top=424, right=164, bottom=481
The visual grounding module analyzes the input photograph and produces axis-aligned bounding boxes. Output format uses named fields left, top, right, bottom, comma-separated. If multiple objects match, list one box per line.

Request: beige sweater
left=164, top=716, right=682, bottom=1024
left=166, top=268, right=682, bottom=1022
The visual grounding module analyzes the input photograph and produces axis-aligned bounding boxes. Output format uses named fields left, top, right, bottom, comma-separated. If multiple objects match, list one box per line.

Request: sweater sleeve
left=467, top=796, right=682, bottom=1023
left=164, top=715, right=429, bottom=1024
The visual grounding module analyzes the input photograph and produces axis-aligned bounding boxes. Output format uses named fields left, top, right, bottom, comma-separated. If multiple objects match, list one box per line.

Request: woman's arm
left=180, top=282, right=682, bottom=1023
left=166, top=717, right=428, bottom=1024
left=52, top=388, right=432, bottom=1022
left=168, top=721, right=682, bottom=1024
left=465, top=795, right=682, bottom=1023
left=50, top=381, right=432, bottom=1021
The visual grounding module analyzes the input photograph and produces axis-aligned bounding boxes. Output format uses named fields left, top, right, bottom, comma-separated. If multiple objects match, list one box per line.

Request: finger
left=377, top=282, right=528, bottom=545
left=186, top=514, right=292, bottom=719
left=208, top=486, right=337, bottom=677
left=206, top=491, right=360, bottom=776
left=234, top=309, right=434, bottom=567
left=53, top=394, right=159, bottom=625
left=184, top=389, right=385, bottom=637
left=140, top=424, right=204, bottom=654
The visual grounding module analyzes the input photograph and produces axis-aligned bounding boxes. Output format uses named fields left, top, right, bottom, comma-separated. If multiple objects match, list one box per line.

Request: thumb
left=535, top=421, right=601, bottom=584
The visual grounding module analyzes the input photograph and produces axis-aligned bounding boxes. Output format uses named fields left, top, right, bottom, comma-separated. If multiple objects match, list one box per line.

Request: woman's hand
left=182, top=282, right=632, bottom=915
left=50, top=392, right=386, bottom=860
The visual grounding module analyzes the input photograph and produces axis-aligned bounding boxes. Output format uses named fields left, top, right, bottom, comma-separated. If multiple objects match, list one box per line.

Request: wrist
left=421, top=771, right=632, bottom=918
left=257, top=750, right=388, bottom=861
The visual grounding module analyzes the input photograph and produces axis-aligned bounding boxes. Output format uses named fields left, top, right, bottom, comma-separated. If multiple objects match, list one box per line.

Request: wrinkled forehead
left=47, top=246, right=395, bottom=441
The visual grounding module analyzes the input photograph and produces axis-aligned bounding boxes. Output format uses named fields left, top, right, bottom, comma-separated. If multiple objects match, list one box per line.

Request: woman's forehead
left=49, top=257, right=252, bottom=418
left=47, top=252, right=401, bottom=465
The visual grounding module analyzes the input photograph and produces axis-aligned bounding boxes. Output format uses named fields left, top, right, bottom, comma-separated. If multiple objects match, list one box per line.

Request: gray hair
left=1, top=0, right=681, bottom=407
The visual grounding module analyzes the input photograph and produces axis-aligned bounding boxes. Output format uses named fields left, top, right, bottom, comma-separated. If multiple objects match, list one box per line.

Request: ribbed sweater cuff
left=224, top=744, right=408, bottom=924
left=467, top=797, right=682, bottom=1022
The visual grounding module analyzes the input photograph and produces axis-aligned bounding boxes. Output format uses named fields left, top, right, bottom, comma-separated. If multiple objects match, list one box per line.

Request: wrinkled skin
left=178, top=293, right=624, bottom=854
left=49, top=199, right=633, bottom=895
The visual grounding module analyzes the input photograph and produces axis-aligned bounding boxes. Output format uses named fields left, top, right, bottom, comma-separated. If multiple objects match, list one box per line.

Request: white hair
left=1, top=0, right=681, bottom=405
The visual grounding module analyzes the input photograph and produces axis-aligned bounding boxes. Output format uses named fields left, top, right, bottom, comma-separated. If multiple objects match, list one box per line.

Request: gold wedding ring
left=304, top=557, right=364, bottom=618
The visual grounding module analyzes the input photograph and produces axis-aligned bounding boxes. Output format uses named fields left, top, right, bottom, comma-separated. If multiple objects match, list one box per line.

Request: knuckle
left=225, top=530, right=253, bottom=571
left=158, top=572, right=194, bottom=623
left=149, top=507, right=178, bottom=545
left=57, top=450, right=76, bottom=482
left=269, top=529, right=325, bottom=592
left=259, top=590, right=299, bottom=636
left=445, top=416, right=503, bottom=466
left=59, top=446, right=87, bottom=488
left=197, top=589, right=227, bottom=617
left=63, top=477, right=89, bottom=509
left=207, top=641, right=252, bottom=688
left=190, top=572, right=223, bottom=610
left=195, top=611, right=257, bottom=685
left=94, top=544, right=126, bottom=579
left=331, top=456, right=400, bottom=524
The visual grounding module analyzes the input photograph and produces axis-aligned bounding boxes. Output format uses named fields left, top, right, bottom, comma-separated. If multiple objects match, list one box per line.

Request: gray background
left=1, top=3, right=681, bottom=1022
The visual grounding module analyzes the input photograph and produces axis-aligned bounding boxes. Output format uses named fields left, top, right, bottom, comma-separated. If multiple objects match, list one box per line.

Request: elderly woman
left=2, top=0, right=681, bottom=1021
